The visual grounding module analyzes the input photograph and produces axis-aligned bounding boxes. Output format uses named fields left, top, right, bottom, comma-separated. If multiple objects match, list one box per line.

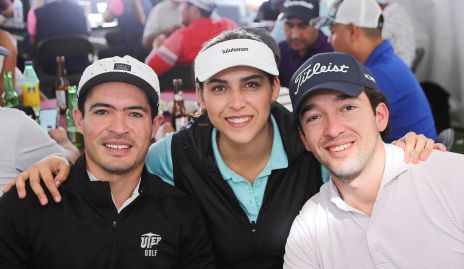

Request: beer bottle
left=171, top=79, right=188, bottom=131
left=55, top=56, right=69, bottom=113
left=2, top=71, right=19, bottom=107
left=66, top=85, right=83, bottom=148
left=21, top=61, right=41, bottom=113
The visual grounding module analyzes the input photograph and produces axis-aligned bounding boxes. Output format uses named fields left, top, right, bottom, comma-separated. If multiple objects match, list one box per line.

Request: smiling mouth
left=104, top=144, right=130, bottom=150
left=225, top=116, right=252, bottom=124
left=328, top=142, right=353, bottom=152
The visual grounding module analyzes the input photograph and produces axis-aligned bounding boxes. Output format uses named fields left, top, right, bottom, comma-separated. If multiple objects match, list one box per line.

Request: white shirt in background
left=382, top=3, right=416, bottom=67
left=0, top=108, right=64, bottom=194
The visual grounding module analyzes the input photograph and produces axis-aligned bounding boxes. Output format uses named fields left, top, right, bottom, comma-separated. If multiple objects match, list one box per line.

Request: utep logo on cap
left=293, top=62, right=350, bottom=95
left=114, top=63, right=131, bottom=72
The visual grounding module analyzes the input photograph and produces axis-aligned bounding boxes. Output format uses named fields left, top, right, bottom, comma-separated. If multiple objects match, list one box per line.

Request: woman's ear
left=271, top=76, right=281, bottom=102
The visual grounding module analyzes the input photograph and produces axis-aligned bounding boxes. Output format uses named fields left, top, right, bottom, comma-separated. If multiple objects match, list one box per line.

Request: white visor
left=194, top=39, right=279, bottom=82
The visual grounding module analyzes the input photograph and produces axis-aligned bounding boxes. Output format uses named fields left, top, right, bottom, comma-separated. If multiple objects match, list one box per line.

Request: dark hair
left=241, top=27, right=281, bottom=64
left=295, top=89, right=391, bottom=141
left=77, top=87, right=159, bottom=121
left=195, top=29, right=278, bottom=90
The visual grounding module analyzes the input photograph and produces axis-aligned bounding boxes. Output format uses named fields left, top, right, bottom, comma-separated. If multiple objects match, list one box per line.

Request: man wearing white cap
left=312, top=0, right=437, bottom=143
left=145, top=0, right=237, bottom=77
left=0, top=56, right=214, bottom=268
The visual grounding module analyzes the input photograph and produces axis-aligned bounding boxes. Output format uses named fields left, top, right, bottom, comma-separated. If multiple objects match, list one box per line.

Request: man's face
left=74, top=82, right=163, bottom=178
left=284, top=17, right=319, bottom=56
left=329, top=23, right=352, bottom=53
left=298, top=90, right=388, bottom=181
left=179, top=2, right=194, bottom=25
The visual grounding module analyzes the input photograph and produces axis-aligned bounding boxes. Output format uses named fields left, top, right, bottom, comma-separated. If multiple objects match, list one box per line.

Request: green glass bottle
left=66, top=85, right=83, bottom=148
left=2, top=71, right=19, bottom=107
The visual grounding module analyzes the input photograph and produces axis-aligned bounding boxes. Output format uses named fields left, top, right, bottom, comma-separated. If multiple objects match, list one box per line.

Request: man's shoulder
left=0, top=107, right=28, bottom=121
left=142, top=172, right=192, bottom=201
left=412, top=150, right=464, bottom=173
left=278, top=40, right=290, bottom=50
left=298, top=183, right=332, bottom=216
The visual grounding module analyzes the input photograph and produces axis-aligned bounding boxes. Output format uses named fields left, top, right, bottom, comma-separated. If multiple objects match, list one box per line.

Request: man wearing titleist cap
left=312, top=0, right=437, bottom=142
left=284, top=52, right=464, bottom=268
left=278, top=0, right=333, bottom=88
left=0, top=56, right=214, bottom=268
left=145, top=0, right=237, bottom=77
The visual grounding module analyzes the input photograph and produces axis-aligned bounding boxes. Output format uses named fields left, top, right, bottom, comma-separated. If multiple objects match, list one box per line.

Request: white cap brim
left=194, top=39, right=279, bottom=82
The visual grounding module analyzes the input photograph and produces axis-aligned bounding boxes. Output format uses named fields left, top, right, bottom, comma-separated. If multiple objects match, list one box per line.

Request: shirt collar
left=86, top=170, right=142, bottom=213
left=365, top=40, right=393, bottom=66
left=211, top=115, right=288, bottom=182
left=328, top=143, right=409, bottom=212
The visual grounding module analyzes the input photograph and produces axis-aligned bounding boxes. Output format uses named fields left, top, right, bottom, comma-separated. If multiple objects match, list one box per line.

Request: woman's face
left=198, top=66, right=280, bottom=147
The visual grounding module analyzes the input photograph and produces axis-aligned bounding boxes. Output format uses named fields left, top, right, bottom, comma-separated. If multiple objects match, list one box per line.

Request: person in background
left=254, top=0, right=285, bottom=22
left=0, top=0, right=12, bottom=24
left=5, top=29, right=443, bottom=269
left=0, top=30, right=16, bottom=104
left=27, top=0, right=89, bottom=74
left=142, top=0, right=182, bottom=51
left=0, top=55, right=214, bottom=268
left=314, top=0, right=437, bottom=142
left=284, top=52, right=464, bottom=268
left=99, top=0, right=152, bottom=61
left=0, top=107, right=79, bottom=195
left=278, top=0, right=333, bottom=87
left=376, top=0, right=416, bottom=68
left=145, top=0, right=237, bottom=77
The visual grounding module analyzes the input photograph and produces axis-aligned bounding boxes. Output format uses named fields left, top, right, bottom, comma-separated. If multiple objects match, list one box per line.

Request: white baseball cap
left=194, top=39, right=279, bottom=82
left=78, top=55, right=160, bottom=110
left=376, top=0, right=392, bottom=4
left=184, top=0, right=214, bottom=12
left=312, top=0, right=383, bottom=29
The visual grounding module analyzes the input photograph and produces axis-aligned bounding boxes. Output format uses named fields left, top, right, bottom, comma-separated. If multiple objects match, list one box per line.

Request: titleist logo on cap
left=114, top=63, right=131, bottom=71
left=364, top=73, right=376, bottom=83
left=222, top=48, right=249, bottom=54
left=293, top=63, right=349, bottom=94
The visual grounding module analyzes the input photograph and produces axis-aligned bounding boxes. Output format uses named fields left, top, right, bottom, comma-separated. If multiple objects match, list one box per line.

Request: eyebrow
left=89, top=103, right=148, bottom=113
left=298, top=93, right=354, bottom=116
left=205, top=74, right=265, bottom=85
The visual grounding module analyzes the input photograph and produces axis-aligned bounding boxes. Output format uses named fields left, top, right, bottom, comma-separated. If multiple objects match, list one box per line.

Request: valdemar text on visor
left=194, top=39, right=279, bottom=82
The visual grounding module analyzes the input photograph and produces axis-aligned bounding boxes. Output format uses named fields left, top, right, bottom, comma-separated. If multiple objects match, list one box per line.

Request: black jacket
left=0, top=156, right=214, bottom=269
left=171, top=103, right=322, bottom=269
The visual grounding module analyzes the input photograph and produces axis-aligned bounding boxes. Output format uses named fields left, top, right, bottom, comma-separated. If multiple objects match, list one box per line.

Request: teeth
left=329, top=143, right=351, bottom=152
left=227, top=117, right=251, bottom=124
left=105, top=144, right=129, bottom=150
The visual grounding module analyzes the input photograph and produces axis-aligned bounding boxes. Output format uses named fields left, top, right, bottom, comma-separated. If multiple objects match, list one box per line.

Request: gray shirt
left=0, top=107, right=63, bottom=193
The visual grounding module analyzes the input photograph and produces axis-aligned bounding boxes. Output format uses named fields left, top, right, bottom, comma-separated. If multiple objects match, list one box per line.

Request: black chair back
left=33, top=35, right=94, bottom=97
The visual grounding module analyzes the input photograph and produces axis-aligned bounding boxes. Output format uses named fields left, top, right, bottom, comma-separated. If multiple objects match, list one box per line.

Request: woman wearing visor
left=6, top=29, right=442, bottom=268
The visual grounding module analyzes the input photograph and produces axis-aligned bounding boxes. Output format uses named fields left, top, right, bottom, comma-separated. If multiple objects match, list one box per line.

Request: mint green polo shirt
left=211, top=116, right=288, bottom=222
left=147, top=116, right=321, bottom=223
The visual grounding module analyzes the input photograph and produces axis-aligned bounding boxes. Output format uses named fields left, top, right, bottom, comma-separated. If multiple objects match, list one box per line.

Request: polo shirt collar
left=211, top=115, right=288, bottom=182
left=365, top=40, right=393, bottom=66
left=328, top=143, right=409, bottom=212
